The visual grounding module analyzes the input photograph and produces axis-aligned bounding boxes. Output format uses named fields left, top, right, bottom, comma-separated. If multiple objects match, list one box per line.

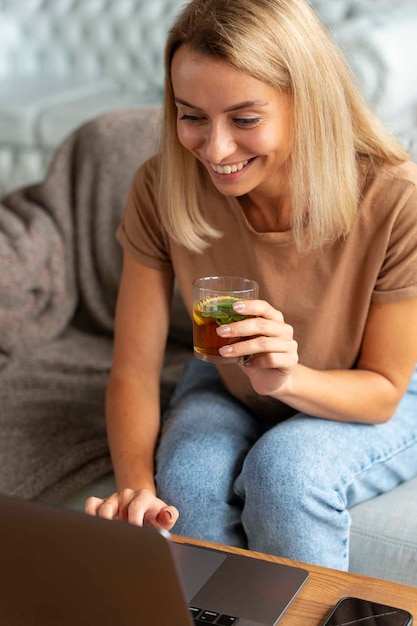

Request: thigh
left=238, top=366, right=417, bottom=511
left=155, top=359, right=262, bottom=545
left=234, top=370, right=417, bottom=566
left=156, top=359, right=261, bottom=501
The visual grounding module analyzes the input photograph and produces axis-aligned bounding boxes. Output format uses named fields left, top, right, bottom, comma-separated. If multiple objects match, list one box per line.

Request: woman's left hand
left=216, top=299, right=299, bottom=396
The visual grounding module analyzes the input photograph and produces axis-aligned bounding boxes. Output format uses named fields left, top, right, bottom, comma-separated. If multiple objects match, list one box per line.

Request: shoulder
left=122, top=154, right=163, bottom=231
left=374, top=160, right=417, bottom=194
left=131, top=154, right=161, bottom=190
left=362, top=160, right=417, bottom=219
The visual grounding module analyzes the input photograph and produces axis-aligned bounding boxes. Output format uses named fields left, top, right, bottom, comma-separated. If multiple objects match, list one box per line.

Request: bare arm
left=217, top=297, right=417, bottom=424
left=86, top=251, right=179, bottom=528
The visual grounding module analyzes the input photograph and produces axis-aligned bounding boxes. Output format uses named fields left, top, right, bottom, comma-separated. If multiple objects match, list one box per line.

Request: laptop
left=0, top=494, right=309, bottom=626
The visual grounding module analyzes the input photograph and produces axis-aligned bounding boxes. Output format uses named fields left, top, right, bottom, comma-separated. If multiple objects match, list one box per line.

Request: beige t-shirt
left=117, top=155, right=417, bottom=422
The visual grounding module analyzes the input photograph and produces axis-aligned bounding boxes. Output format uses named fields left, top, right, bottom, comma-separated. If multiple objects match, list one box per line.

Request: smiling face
left=171, top=45, right=294, bottom=206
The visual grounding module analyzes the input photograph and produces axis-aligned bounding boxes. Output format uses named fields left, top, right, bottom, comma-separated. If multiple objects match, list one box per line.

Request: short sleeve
left=372, top=175, right=417, bottom=302
left=116, top=156, right=172, bottom=271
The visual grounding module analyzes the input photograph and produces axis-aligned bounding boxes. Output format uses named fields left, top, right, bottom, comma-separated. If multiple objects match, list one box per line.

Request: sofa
left=1, top=0, right=417, bottom=590
left=0, top=0, right=185, bottom=196
left=1, top=102, right=417, bottom=588
left=1, top=0, right=417, bottom=197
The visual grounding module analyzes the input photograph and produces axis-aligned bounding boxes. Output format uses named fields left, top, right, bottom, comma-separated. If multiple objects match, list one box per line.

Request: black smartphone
left=321, top=596, right=413, bottom=626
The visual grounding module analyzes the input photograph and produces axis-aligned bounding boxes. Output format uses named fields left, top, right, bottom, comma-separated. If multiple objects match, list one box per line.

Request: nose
left=204, top=121, right=236, bottom=164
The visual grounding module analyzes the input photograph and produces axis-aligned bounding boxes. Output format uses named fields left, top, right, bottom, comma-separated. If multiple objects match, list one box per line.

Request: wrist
left=268, top=365, right=299, bottom=402
left=114, top=469, right=156, bottom=495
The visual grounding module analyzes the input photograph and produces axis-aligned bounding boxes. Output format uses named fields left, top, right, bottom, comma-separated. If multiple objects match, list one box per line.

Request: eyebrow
left=174, top=98, right=268, bottom=112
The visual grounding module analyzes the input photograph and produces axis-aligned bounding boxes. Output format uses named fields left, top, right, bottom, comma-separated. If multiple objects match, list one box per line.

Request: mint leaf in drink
left=200, top=298, right=247, bottom=325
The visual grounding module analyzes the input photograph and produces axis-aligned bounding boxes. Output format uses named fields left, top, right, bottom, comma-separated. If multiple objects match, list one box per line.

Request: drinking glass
left=192, top=276, right=259, bottom=364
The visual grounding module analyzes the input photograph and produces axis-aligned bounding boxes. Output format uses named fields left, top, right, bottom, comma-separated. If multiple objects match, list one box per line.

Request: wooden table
left=173, top=535, right=417, bottom=625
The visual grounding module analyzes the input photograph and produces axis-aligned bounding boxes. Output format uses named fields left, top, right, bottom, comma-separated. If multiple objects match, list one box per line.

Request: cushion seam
left=351, top=527, right=417, bottom=552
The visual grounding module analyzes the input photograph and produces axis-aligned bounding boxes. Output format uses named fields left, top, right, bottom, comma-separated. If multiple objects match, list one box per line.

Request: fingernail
left=217, top=325, right=231, bottom=336
left=233, top=301, right=246, bottom=312
left=219, top=345, right=234, bottom=355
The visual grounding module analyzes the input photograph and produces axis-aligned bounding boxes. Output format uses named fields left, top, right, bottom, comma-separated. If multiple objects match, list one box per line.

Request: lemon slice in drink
left=193, top=310, right=206, bottom=325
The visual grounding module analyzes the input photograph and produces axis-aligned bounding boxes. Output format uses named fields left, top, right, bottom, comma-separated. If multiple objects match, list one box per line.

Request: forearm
left=86, top=370, right=179, bottom=529
left=274, top=364, right=402, bottom=424
left=105, top=373, right=161, bottom=493
left=229, top=297, right=417, bottom=424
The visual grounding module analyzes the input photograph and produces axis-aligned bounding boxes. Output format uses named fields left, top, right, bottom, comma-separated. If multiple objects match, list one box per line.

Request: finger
left=95, top=492, right=123, bottom=520
left=233, top=299, right=284, bottom=321
left=217, top=316, right=292, bottom=340
left=125, top=489, right=160, bottom=526
left=142, top=498, right=179, bottom=529
left=117, top=488, right=140, bottom=522
left=219, top=334, right=295, bottom=360
left=155, top=506, right=180, bottom=531
left=85, top=496, right=104, bottom=516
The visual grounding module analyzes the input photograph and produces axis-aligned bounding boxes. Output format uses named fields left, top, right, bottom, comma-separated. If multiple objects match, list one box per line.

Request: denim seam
left=344, top=434, right=417, bottom=486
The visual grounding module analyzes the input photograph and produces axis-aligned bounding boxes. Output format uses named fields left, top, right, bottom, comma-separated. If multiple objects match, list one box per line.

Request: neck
left=239, top=193, right=292, bottom=233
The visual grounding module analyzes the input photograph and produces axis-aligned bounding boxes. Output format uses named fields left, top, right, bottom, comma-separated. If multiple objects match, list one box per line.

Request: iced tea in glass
left=192, top=276, right=259, bottom=363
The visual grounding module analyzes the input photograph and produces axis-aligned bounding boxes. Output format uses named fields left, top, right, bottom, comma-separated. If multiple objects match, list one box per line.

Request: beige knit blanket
left=0, top=106, right=191, bottom=503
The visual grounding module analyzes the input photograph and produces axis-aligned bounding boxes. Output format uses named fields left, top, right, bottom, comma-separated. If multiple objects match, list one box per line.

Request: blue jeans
left=155, top=359, right=417, bottom=570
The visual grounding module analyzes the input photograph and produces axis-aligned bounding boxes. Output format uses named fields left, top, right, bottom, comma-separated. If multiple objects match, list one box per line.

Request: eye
left=179, top=113, right=204, bottom=124
left=234, top=117, right=261, bottom=128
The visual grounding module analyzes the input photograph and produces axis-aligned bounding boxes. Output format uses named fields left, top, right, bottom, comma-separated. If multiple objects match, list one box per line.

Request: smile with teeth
left=210, top=159, right=249, bottom=175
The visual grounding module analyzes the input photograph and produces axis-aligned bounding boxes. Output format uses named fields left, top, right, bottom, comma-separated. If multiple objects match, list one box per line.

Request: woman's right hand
left=85, top=488, right=179, bottom=531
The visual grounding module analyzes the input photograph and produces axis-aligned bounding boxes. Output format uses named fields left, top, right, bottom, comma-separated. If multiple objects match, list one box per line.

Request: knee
left=236, top=417, right=345, bottom=505
left=156, top=411, right=244, bottom=504
left=156, top=412, right=215, bottom=491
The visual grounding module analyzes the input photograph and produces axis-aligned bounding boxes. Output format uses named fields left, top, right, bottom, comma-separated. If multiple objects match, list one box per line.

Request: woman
left=86, top=0, right=417, bottom=571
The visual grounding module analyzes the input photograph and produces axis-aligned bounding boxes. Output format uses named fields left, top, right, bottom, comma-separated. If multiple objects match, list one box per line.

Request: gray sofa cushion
left=349, top=475, right=417, bottom=586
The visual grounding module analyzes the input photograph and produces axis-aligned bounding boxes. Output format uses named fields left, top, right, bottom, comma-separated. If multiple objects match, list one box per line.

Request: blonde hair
left=157, top=0, right=409, bottom=252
